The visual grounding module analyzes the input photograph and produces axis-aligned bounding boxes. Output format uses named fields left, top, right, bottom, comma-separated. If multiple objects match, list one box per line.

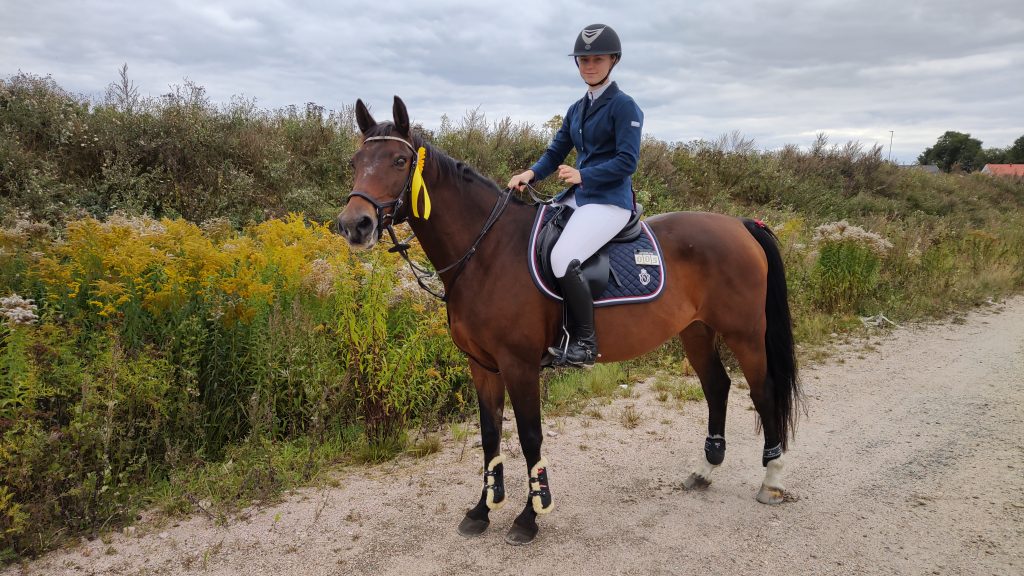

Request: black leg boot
left=551, top=260, right=598, bottom=368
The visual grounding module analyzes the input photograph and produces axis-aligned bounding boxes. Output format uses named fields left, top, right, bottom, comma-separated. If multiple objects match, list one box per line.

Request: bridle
left=346, top=135, right=416, bottom=236
left=345, top=134, right=513, bottom=302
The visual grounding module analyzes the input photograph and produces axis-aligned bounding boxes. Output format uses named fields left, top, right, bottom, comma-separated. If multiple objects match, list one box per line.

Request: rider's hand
left=508, top=170, right=535, bottom=191
left=557, top=164, right=582, bottom=185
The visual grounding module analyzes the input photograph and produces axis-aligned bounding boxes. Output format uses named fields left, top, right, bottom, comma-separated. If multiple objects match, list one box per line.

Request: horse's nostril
left=335, top=217, right=350, bottom=239
left=357, top=215, right=374, bottom=235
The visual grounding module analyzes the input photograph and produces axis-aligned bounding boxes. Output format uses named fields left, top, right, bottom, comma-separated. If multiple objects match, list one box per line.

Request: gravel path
left=7, top=298, right=1023, bottom=576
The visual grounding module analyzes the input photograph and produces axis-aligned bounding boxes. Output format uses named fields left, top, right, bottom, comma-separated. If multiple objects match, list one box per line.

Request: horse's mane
left=363, top=122, right=524, bottom=204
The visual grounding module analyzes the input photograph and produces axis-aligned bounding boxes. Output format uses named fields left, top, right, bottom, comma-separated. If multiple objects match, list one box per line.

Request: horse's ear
left=355, top=99, right=376, bottom=134
left=392, top=96, right=410, bottom=136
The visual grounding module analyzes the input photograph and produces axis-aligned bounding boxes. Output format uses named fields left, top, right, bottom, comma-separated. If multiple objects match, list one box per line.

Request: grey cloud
left=1, top=0, right=1022, bottom=164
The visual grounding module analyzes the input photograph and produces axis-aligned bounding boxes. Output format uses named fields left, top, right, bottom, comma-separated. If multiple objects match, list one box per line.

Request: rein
left=347, top=136, right=416, bottom=237
left=523, top=181, right=556, bottom=205
left=347, top=135, right=514, bottom=302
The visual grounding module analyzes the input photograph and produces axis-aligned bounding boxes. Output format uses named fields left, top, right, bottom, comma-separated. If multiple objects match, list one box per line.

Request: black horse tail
left=743, top=219, right=801, bottom=450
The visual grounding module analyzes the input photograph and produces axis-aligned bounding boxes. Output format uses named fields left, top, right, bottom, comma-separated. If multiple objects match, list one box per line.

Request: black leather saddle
left=535, top=204, right=644, bottom=297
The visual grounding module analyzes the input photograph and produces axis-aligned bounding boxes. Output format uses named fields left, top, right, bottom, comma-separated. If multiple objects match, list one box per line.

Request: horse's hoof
left=756, top=484, right=785, bottom=505
left=504, top=522, right=538, bottom=546
left=457, top=515, right=490, bottom=537
left=683, top=472, right=712, bottom=490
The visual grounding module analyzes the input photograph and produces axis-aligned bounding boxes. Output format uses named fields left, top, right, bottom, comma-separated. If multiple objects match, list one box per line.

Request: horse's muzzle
left=335, top=212, right=377, bottom=247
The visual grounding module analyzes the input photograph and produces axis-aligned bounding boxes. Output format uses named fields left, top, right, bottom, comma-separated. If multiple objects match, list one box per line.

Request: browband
left=362, top=135, right=416, bottom=152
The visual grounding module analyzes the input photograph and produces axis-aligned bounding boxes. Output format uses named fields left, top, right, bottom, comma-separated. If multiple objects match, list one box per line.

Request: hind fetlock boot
left=551, top=260, right=598, bottom=368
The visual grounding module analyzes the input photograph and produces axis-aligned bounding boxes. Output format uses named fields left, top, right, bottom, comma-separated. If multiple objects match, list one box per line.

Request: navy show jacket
left=529, top=81, right=643, bottom=211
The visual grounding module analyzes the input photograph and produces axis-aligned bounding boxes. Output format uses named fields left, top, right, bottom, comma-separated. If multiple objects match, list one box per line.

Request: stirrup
left=552, top=342, right=596, bottom=368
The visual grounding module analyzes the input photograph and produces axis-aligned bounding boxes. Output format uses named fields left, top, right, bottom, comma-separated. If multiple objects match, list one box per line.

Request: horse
left=335, top=96, right=800, bottom=545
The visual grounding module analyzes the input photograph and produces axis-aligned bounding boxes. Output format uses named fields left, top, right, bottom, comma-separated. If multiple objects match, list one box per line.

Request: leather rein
left=346, top=135, right=513, bottom=302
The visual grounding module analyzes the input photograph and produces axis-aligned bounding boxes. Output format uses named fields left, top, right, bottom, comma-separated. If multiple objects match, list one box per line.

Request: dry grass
left=450, top=423, right=470, bottom=443
left=407, top=434, right=442, bottom=458
left=619, top=405, right=642, bottom=429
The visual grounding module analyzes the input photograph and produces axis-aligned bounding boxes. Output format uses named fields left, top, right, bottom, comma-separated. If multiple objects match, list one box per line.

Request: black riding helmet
left=570, top=24, right=621, bottom=87
left=570, top=24, right=622, bottom=60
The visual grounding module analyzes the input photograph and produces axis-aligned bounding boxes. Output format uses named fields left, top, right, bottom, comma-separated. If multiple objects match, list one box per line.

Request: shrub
left=1, top=213, right=469, bottom=558
left=810, top=220, right=893, bottom=313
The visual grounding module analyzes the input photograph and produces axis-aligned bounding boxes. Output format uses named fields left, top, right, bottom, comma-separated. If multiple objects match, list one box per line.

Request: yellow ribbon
left=410, top=146, right=431, bottom=219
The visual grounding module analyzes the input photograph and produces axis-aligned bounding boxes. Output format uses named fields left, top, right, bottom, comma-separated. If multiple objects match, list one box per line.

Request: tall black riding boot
left=550, top=259, right=598, bottom=367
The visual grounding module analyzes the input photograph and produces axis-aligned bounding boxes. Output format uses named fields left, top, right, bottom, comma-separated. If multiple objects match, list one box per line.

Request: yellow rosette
left=410, top=146, right=431, bottom=219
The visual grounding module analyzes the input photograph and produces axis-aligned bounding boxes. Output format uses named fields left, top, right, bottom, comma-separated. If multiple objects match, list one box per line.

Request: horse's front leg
left=458, top=362, right=507, bottom=536
left=502, top=362, right=553, bottom=545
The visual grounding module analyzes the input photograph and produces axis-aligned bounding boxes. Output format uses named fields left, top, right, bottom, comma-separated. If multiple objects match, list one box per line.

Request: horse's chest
left=448, top=316, right=475, bottom=353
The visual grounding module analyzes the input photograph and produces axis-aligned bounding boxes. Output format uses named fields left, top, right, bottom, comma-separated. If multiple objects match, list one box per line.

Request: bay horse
left=336, top=96, right=800, bottom=545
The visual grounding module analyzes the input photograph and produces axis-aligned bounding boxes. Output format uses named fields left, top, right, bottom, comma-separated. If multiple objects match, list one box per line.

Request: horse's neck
left=408, top=176, right=525, bottom=282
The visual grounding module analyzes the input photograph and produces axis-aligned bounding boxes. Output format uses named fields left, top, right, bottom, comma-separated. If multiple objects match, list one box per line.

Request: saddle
left=528, top=204, right=666, bottom=307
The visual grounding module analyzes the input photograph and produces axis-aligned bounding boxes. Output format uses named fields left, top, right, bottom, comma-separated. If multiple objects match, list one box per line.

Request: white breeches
left=551, top=193, right=632, bottom=278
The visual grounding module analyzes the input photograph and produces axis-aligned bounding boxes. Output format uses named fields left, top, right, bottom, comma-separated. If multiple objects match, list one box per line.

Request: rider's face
left=577, top=54, right=614, bottom=85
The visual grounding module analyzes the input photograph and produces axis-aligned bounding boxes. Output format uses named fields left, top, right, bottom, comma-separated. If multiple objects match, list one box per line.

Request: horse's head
left=336, top=96, right=416, bottom=248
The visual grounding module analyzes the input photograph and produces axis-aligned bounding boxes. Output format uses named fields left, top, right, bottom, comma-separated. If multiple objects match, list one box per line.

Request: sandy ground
left=5, top=298, right=1024, bottom=576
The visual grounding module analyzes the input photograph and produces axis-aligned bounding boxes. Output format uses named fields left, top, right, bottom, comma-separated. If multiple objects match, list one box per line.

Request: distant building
left=900, top=164, right=941, bottom=174
left=980, top=164, right=1024, bottom=178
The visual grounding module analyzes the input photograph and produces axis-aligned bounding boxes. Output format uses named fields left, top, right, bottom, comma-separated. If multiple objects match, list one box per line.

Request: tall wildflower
left=812, top=220, right=893, bottom=256
left=303, top=258, right=336, bottom=298
left=1, top=294, right=38, bottom=326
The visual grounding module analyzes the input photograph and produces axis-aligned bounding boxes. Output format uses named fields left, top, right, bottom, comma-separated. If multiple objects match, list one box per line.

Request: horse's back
left=645, top=211, right=769, bottom=331
left=647, top=211, right=766, bottom=266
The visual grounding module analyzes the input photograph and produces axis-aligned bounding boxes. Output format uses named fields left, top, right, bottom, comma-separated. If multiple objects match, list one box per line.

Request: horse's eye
left=394, top=157, right=407, bottom=168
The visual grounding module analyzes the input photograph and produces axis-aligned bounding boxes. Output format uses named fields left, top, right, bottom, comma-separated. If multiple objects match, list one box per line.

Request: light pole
left=889, top=130, right=894, bottom=163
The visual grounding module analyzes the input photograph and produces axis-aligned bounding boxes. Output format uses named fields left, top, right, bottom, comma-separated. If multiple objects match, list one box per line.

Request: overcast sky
left=3, top=0, right=1022, bottom=164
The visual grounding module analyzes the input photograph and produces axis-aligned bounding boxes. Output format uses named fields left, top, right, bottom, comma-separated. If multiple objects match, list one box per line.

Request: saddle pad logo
left=639, top=268, right=651, bottom=286
left=581, top=27, right=605, bottom=46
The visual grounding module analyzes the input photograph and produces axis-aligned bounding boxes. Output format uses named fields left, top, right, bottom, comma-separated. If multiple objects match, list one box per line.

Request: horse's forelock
left=361, top=122, right=426, bottom=150
left=361, top=121, right=397, bottom=139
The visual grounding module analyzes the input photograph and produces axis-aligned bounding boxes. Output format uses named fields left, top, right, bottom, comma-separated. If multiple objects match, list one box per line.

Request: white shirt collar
left=588, top=80, right=612, bottom=102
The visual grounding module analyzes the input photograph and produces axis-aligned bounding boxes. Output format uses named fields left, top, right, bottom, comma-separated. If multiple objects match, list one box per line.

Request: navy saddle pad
left=528, top=204, right=666, bottom=307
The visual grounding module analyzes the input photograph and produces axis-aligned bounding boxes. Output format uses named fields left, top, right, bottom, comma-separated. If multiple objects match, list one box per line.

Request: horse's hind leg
left=458, top=362, right=507, bottom=536
left=723, top=332, right=786, bottom=505
left=679, top=322, right=732, bottom=489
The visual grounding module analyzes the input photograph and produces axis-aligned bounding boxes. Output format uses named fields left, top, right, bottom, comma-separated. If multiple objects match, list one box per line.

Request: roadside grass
left=543, top=363, right=631, bottom=416
left=449, top=422, right=471, bottom=443
left=407, top=433, right=443, bottom=458
left=151, top=424, right=440, bottom=522
left=152, top=433, right=353, bottom=521
left=619, top=404, right=642, bottom=429
left=651, top=373, right=705, bottom=404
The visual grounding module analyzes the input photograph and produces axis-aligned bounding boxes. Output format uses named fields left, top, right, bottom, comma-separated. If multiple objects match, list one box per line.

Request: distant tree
left=980, top=147, right=1008, bottom=166
left=918, top=131, right=984, bottom=172
left=1007, top=135, right=1024, bottom=163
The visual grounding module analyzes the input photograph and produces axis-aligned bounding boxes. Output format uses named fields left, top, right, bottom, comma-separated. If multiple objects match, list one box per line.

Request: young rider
left=508, top=23, right=644, bottom=368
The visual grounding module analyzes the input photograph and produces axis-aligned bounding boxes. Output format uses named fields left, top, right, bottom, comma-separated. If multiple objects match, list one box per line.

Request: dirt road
left=7, top=298, right=1023, bottom=576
